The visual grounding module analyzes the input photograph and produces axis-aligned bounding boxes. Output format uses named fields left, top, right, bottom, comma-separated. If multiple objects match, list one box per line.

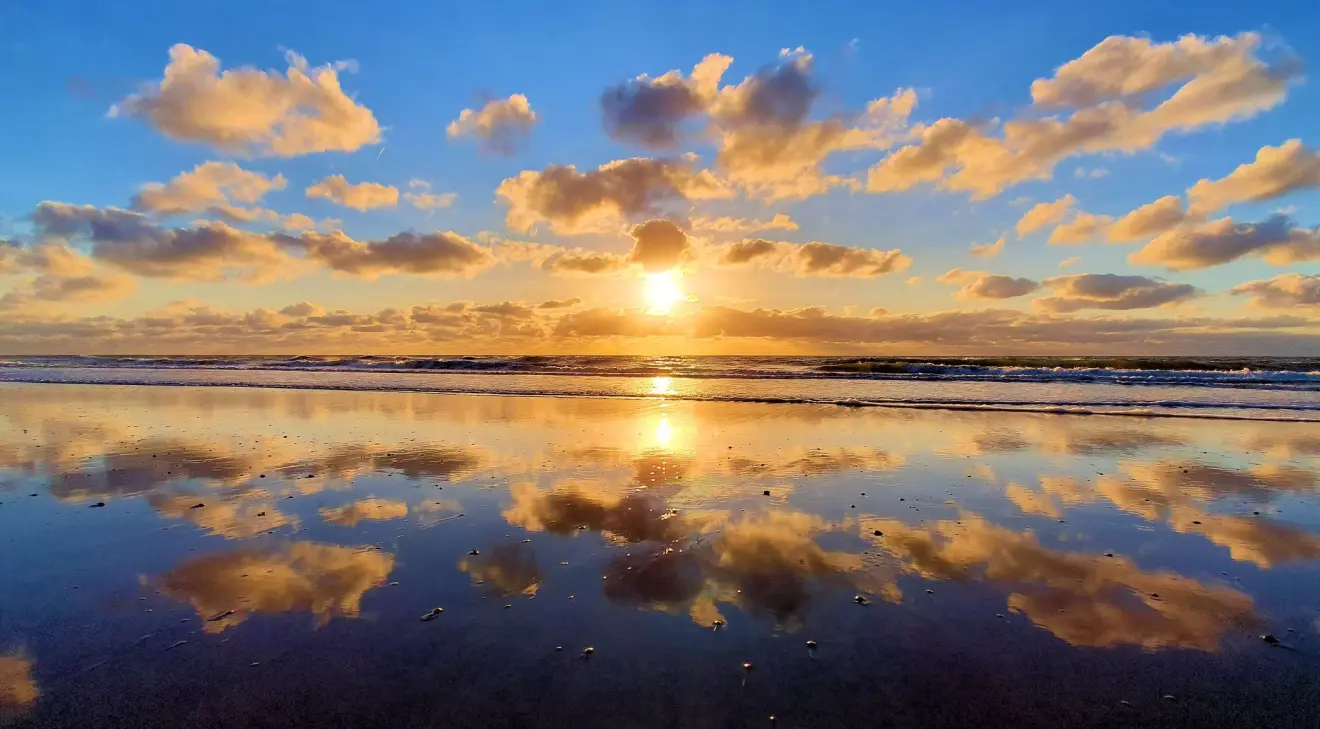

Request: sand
left=2, top=382, right=1319, bottom=727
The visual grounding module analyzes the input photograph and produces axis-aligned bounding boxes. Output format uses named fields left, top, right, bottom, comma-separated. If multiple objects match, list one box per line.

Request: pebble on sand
left=1262, top=634, right=1279, bottom=645
left=763, top=490, right=771, bottom=496
left=854, top=595, right=869, bottom=605
left=90, top=502, right=106, bottom=508
left=806, top=640, right=817, bottom=648
left=421, top=608, right=444, bottom=622
left=873, top=530, right=883, bottom=536
left=468, top=549, right=481, bottom=556
left=582, top=646, right=595, bottom=656
left=207, top=610, right=235, bottom=622
left=742, top=662, right=754, bottom=670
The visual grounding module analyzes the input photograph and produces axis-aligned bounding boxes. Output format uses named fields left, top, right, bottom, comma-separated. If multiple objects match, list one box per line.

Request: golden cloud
left=1232, top=273, right=1320, bottom=307
left=305, top=175, right=399, bottom=211
left=867, top=33, right=1298, bottom=199
left=447, top=94, right=539, bottom=154
left=497, top=158, right=730, bottom=234
left=110, top=44, right=381, bottom=157
left=1034, top=274, right=1198, bottom=312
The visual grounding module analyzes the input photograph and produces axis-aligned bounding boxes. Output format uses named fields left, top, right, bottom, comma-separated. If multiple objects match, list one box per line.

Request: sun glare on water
left=646, top=272, right=684, bottom=315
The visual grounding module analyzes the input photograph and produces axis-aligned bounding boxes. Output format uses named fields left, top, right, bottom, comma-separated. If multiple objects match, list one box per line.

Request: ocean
left=3, top=354, right=1319, bottom=421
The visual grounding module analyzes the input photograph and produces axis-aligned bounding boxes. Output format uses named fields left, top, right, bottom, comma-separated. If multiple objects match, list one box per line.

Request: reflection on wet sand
left=863, top=515, right=1258, bottom=650
left=321, top=498, right=410, bottom=527
left=1005, top=460, right=1320, bottom=568
left=507, top=482, right=888, bottom=628
left=149, top=490, right=297, bottom=538
left=0, top=652, right=38, bottom=719
left=156, top=542, right=395, bottom=632
left=458, top=542, right=542, bottom=596
left=6, top=383, right=1320, bottom=726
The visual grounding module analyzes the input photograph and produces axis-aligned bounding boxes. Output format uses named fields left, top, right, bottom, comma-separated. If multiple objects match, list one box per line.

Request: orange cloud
left=110, top=44, right=381, bottom=156
left=305, top=175, right=399, bottom=211
left=867, top=33, right=1298, bottom=199
left=447, top=94, right=539, bottom=154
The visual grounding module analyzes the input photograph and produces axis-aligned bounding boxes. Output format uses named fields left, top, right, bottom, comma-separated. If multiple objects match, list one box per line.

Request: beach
left=3, top=378, right=1320, bottom=727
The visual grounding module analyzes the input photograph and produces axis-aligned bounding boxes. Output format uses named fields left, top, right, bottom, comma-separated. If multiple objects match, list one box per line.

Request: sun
left=646, top=271, right=684, bottom=314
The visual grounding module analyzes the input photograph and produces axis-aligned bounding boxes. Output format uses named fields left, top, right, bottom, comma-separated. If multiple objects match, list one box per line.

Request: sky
left=2, top=0, right=1320, bottom=355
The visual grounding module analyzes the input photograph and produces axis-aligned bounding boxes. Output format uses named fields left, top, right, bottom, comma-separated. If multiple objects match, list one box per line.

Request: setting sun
left=645, top=272, right=684, bottom=315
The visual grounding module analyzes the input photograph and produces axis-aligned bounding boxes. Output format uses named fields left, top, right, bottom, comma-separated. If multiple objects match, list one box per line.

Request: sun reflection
left=650, top=376, right=673, bottom=396
left=646, top=271, right=683, bottom=314
left=654, top=416, right=673, bottom=447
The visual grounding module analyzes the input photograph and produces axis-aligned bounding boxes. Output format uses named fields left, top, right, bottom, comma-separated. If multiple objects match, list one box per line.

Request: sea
left=1, top=354, right=1318, bottom=421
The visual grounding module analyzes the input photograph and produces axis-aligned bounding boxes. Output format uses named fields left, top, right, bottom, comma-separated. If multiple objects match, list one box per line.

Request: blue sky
left=1, top=0, right=1319, bottom=353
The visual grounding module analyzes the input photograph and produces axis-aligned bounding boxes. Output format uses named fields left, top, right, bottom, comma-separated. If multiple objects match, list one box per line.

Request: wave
left=1, top=371, right=1316, bottom=423
left=3, top=354, right=1320, bottom=391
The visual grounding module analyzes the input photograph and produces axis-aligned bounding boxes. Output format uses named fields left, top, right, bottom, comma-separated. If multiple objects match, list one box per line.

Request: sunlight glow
left=650, top=376, right=673, bottom=396
left=646, top=272, right=684, bottom=315
left=654, top=416, right=673, bottom=447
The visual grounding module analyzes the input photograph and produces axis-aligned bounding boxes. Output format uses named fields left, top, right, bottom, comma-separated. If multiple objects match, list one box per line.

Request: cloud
left=1048, top=210, right=1115, bottom=244
left=1035, top=273, right=1198, bottom=312
left=305, top=175, right=399, bottom=211
left=0, top=272, right=137, bottom=310
left=792, top=242, right=910, bottom=277
left=601, top=49, right=914, bottom=199
left=496, top=157, right=730, bottom=234
left=552, top=307, right=681, bottom=337
left=541, top=250, right=629, bottom=276
left=0, top=242, right=95, bottom=277
left=712, top=53, right=917, bottom=199
left=130, top=161, right=287, bottom=221
left=689, top=213, right=798, bottom=235
left=33, top=202, right=295, bottom=281
left=938, top=268, right=1040, bottom=300
left=601, top=54, right=731, bottom=147
left=1130, top=214, right=1320, bottom=270
left=285, top=230, right=495, bottom=278
left=1074, top=166, right=1110, bottom=178
left=403, top=192, right=457, bottom=210
left=1017, top=195, right=1076, bottom=237
left=626, top=219, right=691, bottom=273
left=1231, top=273, right=1320, bottom=307
left=535, top=297, right=582, bottom=309
left=1108, top=195, right=1186, bottom=241
left=447, top=94, right=539, bottom=154
left=110, top=44, right=381, bottom=156
left=867, top=33, right=1299, bottom=199
left=2, top=299, right=1317, bottom=353
left=719, top=239, right=910, bottom=278
left=718, top=238, right=785, bottom=265
left=1059, top=256, right=1081, bottom=268
left=682, top=305, right=1315, bottom=352
left=1187, top=139, right=1320, bottom=215
left=969, top=236, right=1005, bottom=258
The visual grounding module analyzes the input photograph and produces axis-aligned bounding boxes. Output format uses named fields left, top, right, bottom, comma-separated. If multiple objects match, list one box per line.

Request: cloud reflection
left=0, top=651, right=38, bottom=718
left=864, top=514, right=1259, bottom=650
left=458, top=542, right=542, bottom=596
left=156, top=541, right=395, bottom=632
left=321, top=498, right=410, bottom=526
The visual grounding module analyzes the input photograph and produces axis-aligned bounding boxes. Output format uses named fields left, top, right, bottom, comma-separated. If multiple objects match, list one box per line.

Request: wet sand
left=2, top=382, right=1320, bottom=727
